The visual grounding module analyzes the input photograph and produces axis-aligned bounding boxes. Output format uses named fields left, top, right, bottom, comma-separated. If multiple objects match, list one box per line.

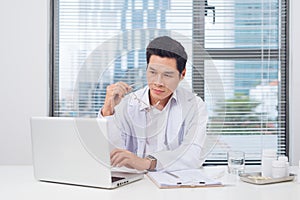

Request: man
left=99, top=36, right=208, bottom=171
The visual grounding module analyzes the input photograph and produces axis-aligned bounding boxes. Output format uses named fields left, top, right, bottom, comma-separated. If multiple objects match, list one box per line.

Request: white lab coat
left=99, top=86, right=208, bottom=171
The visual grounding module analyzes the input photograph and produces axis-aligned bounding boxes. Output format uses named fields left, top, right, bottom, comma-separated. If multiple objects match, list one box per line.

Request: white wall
left=290, top=0, right=300, bottom=165
left=0, top=0, right=299, bottom=165
left=0, top=0, right=48, bottom=164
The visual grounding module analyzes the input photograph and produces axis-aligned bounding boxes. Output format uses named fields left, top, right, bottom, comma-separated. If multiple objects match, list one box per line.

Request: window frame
left=49, top=0, right=289, bottom=164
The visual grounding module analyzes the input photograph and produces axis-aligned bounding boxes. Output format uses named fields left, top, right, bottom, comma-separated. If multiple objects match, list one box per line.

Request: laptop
left=30, top=117, right=144, bottom=189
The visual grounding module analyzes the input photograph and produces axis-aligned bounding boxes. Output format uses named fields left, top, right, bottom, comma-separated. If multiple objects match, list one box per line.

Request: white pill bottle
left=272, top=160, right=286, bottom=178
left=261, top=149, right=277, bottom=177
left=278, top=156, right=289, bottom=176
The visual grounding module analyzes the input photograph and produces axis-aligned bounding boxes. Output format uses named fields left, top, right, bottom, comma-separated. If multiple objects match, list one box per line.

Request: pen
left=165, top=171, right=180, bottom=179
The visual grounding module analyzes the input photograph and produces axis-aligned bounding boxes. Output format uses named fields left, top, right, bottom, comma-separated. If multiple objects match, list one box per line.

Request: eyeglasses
left=131, top=92, right=160, bottom=113
left=146, top=65, right=181, bottom=86
left=129, top=83, right=160, bottom=112
left=113, top=82, right=160, bottom=130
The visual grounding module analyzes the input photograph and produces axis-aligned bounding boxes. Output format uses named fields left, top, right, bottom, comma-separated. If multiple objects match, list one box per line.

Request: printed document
left=147, top=169, right=223, bottom=188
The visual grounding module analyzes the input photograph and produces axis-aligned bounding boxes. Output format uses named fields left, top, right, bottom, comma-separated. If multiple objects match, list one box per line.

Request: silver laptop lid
left=30, top=117, right=131, bottom=188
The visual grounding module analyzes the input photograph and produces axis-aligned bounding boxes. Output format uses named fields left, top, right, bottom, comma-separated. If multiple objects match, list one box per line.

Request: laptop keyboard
left=111, top=176, right=125, bottom=182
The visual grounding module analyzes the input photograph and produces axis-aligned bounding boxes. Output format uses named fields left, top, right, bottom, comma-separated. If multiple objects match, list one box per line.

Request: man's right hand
left=101, top=82, right=132, bottom=116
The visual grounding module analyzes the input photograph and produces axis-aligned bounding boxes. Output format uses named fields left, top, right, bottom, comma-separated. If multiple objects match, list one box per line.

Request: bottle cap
left=278, top=156, right=288, bottom=162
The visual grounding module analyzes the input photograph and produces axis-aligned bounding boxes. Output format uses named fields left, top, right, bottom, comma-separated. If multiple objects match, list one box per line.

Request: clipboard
left=147, top=169, right=223, bottom=189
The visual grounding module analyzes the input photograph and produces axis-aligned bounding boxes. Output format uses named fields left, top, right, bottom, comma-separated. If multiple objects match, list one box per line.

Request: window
left=51, top=0, right=288, bottom=164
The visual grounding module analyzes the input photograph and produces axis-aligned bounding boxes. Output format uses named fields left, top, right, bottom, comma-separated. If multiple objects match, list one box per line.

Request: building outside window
left=51, top=0, right=288, bottom=164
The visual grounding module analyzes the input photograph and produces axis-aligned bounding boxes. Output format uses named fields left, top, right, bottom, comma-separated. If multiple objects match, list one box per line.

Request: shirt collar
left=137, top=87, right=178, bottom=111
left=139, top=87, right=151, bottom=111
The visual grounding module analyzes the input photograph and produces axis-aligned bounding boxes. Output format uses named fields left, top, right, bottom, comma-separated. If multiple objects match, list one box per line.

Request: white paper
left=147, top=169, right=222, bottom=187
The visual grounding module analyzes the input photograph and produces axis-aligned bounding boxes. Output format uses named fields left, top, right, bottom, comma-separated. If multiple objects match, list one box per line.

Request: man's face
left=146, top=55, right=185, bottom=105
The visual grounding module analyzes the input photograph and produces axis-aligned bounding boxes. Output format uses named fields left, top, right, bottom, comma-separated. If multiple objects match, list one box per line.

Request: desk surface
left=1, top=165, right=300, bottom=200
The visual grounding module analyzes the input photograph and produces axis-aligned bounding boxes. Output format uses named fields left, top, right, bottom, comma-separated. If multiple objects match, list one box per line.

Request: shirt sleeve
left=150, top=97, right=208, bottom=171
left=97, top=106, right=127, bottom=150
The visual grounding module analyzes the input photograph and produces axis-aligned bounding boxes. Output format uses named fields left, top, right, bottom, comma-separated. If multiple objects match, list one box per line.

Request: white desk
left=1, top=165, right=300, bottom=200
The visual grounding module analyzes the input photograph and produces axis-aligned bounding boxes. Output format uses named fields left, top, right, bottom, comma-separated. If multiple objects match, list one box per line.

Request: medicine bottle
left=272, top=160, right=286, bottom=178
left=261, top=149, right=277, bottom=177
left=278, top=156, right=289, bottom=176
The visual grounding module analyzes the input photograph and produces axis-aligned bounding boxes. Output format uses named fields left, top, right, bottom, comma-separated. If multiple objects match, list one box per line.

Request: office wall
left=0, top=0, right=48, bottom=164
left=290, top=0, right=300, bottom=165
left=0, top=0, right=299, bottom=165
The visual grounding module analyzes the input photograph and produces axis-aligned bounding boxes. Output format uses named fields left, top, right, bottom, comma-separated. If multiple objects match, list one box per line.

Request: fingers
left=111, top=82, right=131, bottom=108
left=110, top=149, right=150, bottom=171
left=114, top=82, right=132, bottom=96
left=109, top=82, right=131, bottom=102
left=102, top=82, right=132, bottom=115
left=110, top=149, right=134, bottom=168
left=110, top=82, right=131, bottom=97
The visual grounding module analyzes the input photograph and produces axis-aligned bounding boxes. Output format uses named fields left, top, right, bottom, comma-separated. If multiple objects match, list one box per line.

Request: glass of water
left=227, top=150, right=245, bottom=175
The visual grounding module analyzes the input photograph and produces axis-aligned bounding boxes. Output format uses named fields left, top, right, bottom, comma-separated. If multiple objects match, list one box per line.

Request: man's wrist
left=145, top=155, right=157, bottom=171
left=101, top=107, right=114, bottom=116
left=144, top=158, right=151, bottom=170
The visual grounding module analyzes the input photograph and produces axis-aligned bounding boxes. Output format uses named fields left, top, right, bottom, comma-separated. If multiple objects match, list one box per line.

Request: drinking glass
left=227, top=150, right=245, bottom=175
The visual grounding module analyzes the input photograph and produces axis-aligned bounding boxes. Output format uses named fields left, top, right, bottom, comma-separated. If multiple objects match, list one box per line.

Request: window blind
left=51, top=0, right=288, bottom=164
left=201, top=0, right=288, bottom=164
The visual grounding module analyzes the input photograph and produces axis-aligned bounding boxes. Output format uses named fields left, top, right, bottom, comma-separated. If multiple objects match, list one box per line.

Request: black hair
left=146, top=36, right=187, bottom=74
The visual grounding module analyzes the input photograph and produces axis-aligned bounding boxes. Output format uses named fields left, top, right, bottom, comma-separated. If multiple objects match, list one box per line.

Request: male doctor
left=99, top=36, right=208, bottom=171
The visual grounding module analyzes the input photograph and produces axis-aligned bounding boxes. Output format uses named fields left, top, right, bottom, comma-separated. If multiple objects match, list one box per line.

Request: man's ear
left=180, top=68, right=186, bottom=80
